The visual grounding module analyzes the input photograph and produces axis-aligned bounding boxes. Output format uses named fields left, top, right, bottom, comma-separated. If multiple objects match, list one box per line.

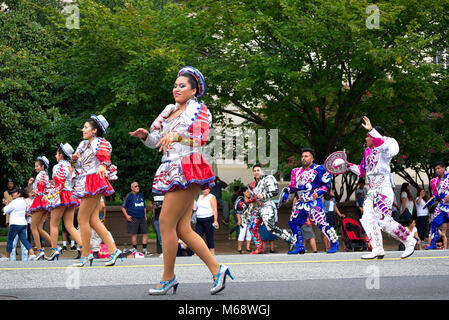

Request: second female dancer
left=71, top=114, right=122, bottom=267
left=130, top=66, right=234, bottom=295
left=45, top=143, right=82, bottom=261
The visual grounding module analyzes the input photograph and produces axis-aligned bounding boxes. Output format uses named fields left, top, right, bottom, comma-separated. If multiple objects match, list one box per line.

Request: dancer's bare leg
left=30, top=211, right=44, bottom=250
left=158, top=185, right=220, bottom=286
left=38, top=212, right=52, bottom=245
left=49, top=207, right=64, bottom=248
left=89, top=195, right=117, bottom=253
left=77, top=197, right=96, bottom=257
left=176, top=191, right=220, bottom=275
left=63, top=207, right=82, bottom=247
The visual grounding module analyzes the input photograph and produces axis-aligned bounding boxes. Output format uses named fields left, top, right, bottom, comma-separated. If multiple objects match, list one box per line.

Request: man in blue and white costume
left=279, top=148, right=339, bottom=254
left=426, top=161, right=449, bottom=250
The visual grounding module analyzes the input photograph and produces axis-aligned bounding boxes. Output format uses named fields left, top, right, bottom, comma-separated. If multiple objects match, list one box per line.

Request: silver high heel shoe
left=210, top=265, right=234, bottom=295
left=148, top=275, right=179, bottom=295
left=72, top=253, right=94, bottom=267
left=45, top=248, right=60, bottom=261
left=104, top=249, right=123, bottom=266
left=36, top=249, right=45, bottom=260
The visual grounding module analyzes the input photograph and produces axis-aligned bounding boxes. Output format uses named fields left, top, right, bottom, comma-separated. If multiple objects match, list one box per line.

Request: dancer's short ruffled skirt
left=152, top=153, right=215, bottom=194
left=28, top=195, right=49, bottom=214
left=73, top=173, right=115, bottom=199
left=47, top=190, right=80, bottom=210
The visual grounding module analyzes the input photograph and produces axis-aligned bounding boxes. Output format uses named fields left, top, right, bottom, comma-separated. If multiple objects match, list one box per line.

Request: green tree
left=0, top=1, right=71, bottom=186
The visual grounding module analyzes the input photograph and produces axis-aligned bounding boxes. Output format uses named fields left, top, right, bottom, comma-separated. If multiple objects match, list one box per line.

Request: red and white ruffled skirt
left=73, top=173, right=114, bottom=199
left=28, top=195, right=49, bottom=214
left=152, top=153, right=215, bottom=194
left=47, top=189, right=80, bottom=210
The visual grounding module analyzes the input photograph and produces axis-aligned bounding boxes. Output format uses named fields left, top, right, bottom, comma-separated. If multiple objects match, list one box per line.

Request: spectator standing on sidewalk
left=415, top=188, right=429, bottom=247
left=121, top=182, right=149, bottom=254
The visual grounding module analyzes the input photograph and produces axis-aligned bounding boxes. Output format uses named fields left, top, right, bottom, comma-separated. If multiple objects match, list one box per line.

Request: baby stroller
left=340, top=218, right=370, bottom=251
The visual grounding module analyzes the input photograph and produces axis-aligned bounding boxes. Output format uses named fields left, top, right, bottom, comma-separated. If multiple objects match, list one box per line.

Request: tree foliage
left=0, top=0, right=71, bottom=186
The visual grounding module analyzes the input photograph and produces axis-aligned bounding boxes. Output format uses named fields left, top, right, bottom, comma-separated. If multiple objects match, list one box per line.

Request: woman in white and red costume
left=130, top=66, right=234, bottom=295
left=45, top=143, right=82, bottom=261
left=71, top=114, right=122, bottom=267
left=347, top=116, right=416, bottom=259
left=27, top=155, right=52, bottom=260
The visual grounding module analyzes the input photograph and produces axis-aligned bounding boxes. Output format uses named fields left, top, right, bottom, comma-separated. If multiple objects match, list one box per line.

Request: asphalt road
left=1, top=250, right=449, bottom=302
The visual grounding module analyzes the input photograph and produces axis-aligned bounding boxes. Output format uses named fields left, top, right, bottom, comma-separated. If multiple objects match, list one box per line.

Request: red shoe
left=251, top=248, right=264, bottom=255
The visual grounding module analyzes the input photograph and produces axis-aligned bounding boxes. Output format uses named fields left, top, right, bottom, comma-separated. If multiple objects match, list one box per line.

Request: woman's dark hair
left=57, top=146, right=70, bottom=161
left=86, top=118, right=104, bottom=138
left=416, top=187, right=428, bottom=202
left=36, top=159, right=47, bottom=169
left=400, top=183, right=413, bottom=201
left=178, top=72, right=199, bottom=96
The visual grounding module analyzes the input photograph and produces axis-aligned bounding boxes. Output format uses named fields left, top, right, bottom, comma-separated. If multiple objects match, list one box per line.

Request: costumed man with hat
left=346, top=116, right=416, bottom=259
left=278, top=148, right=340, bottom=254
left=425, top=161, right=449, bottom=250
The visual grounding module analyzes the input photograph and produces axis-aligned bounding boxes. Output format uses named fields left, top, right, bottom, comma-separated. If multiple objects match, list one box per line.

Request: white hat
left=60, top=143, right=74, bottom=158
left=324, top=151, right=348, bottom=175
left=90, top=114, right=109, bottom=135
left=37, top=156, right=50, bottom=169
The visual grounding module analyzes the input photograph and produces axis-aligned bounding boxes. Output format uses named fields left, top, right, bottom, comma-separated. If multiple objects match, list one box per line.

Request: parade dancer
left=249, top=164, right=293, bottom=254
left=425, top=162, right=449, bottom=250
left=71, top=114, right=122, bottom=267
left=278, top=148, right=340, bottom=254
left=27, top=156, right=52, bottom=260
left=45, top=143, right=82, bottom=261
left=346, top=116, right=416, bottom=259
left=130, top=66, right=233, bottom=295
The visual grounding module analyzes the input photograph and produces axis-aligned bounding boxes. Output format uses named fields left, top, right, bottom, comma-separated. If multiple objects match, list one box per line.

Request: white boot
left=401, top=236, right=417, bottom=259
left=381, top=220, right=416, bottom=259
left=362, top=247, right=385, bottom=260
left=361, top=220, right=385, bottom=260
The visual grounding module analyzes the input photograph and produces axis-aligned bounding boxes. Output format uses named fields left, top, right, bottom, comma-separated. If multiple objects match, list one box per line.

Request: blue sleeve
left=316, top=164, right=331, bottom=197
left=122, top=193, right=130, bottom=209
